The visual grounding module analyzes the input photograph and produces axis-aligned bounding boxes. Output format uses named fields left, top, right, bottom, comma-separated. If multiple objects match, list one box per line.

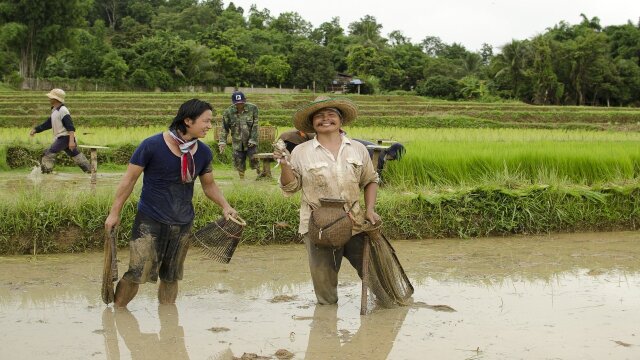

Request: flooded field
left=1, top=231, right=639, bottom=359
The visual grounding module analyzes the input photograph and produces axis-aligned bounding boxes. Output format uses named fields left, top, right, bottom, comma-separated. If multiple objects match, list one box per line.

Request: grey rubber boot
left=72, top=153, right=92, bottom=173
left=41, top=152, right=56, bottom=173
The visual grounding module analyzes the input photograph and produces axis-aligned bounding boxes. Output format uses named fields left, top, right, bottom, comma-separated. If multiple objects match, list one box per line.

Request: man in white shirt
left=275, top=95, right=381, bottom=305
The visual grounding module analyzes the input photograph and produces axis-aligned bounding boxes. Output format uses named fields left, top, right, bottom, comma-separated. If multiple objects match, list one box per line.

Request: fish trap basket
left=193, top=216, right=246, bottom=263
left=362, top=221, right=414, bottom=308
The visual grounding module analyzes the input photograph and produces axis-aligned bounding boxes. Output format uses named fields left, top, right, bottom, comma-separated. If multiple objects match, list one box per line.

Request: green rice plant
left=383, top=140, right=640, bottom=187
left=1, top=180, right=639, bottom=254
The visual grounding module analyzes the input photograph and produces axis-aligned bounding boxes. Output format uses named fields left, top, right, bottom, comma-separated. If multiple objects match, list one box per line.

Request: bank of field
left=1, top=183, right=639, bottom=255
left=1, top=91, right=640, bottom=254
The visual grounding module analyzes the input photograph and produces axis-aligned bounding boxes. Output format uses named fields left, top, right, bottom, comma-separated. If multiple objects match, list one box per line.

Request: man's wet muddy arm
left=200, top=172, right=236, bottom=218
left=105, top=164, right=143, bottom=231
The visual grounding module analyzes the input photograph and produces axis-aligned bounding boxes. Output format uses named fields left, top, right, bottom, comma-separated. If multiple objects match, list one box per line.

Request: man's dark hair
left=169, top=99, right=213, bottom=134
left=386, top=143, right=406, bottom=160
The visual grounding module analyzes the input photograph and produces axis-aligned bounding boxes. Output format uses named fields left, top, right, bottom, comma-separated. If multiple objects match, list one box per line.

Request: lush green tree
left=528, top=36, right=564, bottom=104
left=210, top=45, right=248, bottom=86
left=348, top=15, right=386, bottom=48
left=421, top=36, right=445, bottom=57
left=90, top=0, right=127, bottom=29
left=101, top=51, right=129, bottom=84
left=416, top=75, right=461, bottom=99
left=388, top=43, right=427, bottom=90
left=181, top=41, right=214, bottom=85
left=388, top=30, right=410, bottom=46
left=310, top=17, right=344, bottom=46
left=458, top=75, right=484, bottom=99
left=67, top=21, right=112, bottom=78
left=111, top=16, right=153, bottom=49
left=287, top=41, right=334, bottom=89
left=152, top=2, right=221, bottom=40
left=611, top=58, right=640, bottom=105
left=605, top=23, right=640, bottom=64
left=255, top=54, right=290, bottom=86
left=423, top=56, right=466, bottom=80
left=247, top=5, right=271, bottom=30
left=0, top=0, right=89, bottom=78
left=43, top=49, right=74, bottom=78
left=269, top=12, right=311, bottom=37
left=492, top=39, right=532, bottom=99
left=127, top=33, right=191, bottom=89
left=480, top=43, right=494, bottom=65
left=346, top=45, right=383, bottom=76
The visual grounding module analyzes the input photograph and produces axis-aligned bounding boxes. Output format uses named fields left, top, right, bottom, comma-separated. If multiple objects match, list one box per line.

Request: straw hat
left=293, top=96, right=358, bottom=133
left=46, top=88, right=66, bottom=103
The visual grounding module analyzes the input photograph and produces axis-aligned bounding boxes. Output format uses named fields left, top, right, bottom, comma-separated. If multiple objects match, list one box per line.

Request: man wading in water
left=105, top=99, right=237, bottom=308
left=29, top=88, right=91, bottom=173
left=274, top=96, right=382, bottom=305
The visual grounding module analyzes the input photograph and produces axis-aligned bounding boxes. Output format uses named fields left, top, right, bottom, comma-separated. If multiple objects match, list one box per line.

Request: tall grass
left=384, top=140, right=640, bottom=186
left=1, top=182, right=638, bottom=254
left=3, top=126, right=640, bottom=147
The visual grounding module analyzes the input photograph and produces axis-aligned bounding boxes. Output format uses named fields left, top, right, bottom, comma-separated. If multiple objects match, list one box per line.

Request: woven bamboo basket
left=214, top=124, right=277, bottom=144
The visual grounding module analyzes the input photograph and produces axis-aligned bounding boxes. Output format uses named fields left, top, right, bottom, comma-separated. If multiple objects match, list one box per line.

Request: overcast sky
left=229, top=0, right=640, bottom=51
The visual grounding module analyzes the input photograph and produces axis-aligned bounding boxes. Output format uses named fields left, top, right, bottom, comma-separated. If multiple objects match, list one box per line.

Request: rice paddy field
left=0, top=90, right=639, bottom=254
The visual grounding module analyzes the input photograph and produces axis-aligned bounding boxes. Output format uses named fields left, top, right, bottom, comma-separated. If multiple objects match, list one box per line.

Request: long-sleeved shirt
left=34, top=104, right=75, bottom=140
left=280, top=136, right=379, bottom=235
left=219, top=103, right=259, bottom=151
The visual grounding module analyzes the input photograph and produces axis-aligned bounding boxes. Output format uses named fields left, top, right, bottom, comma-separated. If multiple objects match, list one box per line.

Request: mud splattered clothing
left=303, top=232, right=367, bottom=304
left=130, top=133, right=213, bottom=225
left=33, top=104, right=90, bottom=173
left=280, top=136, right=379, bottom=235
left=280, top=136, right=379, bottom=305
left=123, top=133, right=213, bottom=283
left=123, top=211, right=192, bottom=284
left=220, top=103, right=259, bottom=172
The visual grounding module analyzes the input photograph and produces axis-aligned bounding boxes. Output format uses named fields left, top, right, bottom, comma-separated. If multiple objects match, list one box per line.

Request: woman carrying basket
left=274, top=96, right=381, bottom=305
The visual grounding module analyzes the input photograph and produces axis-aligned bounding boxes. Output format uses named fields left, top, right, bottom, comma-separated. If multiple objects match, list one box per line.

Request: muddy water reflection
left=0, top=231, right=639, bottom=359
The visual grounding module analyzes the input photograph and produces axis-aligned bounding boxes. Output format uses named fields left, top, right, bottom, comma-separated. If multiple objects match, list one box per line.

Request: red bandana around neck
left=168, top=130, right=198, bottom=183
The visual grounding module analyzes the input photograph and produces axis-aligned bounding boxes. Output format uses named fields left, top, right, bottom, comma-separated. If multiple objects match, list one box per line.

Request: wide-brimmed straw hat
left=46, top=88, right=66, bottom=103
left=293, top=96, right=358, bottom=133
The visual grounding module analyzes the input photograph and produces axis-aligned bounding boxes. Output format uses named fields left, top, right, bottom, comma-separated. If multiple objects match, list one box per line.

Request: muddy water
left=1, top=232, right=639, bottom=360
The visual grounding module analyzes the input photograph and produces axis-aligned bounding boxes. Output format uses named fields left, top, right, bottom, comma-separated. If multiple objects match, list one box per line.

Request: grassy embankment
left=1, top=91, right=639, bottom=254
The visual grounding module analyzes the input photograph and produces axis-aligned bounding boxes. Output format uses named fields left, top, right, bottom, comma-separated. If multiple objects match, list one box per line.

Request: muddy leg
left=72, top=153, right=91, bottom=173
left=114, top=278, right=139, bottom=308
left=41, top=152, right=56, bottom=173
left=158, top=280, right=178, bottom=304
left=304, top=235, right=343, bottom=305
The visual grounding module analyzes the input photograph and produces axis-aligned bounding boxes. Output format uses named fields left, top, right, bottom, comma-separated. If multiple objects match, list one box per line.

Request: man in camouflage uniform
left=218, top=91, right=260, bottom=179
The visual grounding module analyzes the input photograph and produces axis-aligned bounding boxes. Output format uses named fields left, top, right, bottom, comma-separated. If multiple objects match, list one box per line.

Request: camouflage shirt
left=220, top=103, right=259, bottom=151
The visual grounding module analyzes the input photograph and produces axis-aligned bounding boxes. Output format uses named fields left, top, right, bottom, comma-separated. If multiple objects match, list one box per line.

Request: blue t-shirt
left=130, top=133, right=213, bottom=225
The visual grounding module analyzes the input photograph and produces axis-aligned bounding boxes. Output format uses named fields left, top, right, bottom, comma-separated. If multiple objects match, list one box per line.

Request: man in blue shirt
left=105, top=99, right=238, bottom=308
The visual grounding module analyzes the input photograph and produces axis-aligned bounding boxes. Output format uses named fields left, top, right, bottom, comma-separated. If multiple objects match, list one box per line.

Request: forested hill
left=0, top=1, right=639, bottom=106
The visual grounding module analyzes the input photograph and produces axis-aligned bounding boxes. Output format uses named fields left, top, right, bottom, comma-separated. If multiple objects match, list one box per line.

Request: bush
left=416, top=75, right=461, bottom=100
left=3, top=71, right=23, bottom=89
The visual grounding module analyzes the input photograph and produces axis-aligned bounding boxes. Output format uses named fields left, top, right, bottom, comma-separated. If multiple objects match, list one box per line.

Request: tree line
left=1, top=1, right=639, bottom=105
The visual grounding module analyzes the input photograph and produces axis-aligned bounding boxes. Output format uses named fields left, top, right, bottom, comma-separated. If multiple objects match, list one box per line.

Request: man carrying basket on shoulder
left=274, top=96, right=381, bottom=305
